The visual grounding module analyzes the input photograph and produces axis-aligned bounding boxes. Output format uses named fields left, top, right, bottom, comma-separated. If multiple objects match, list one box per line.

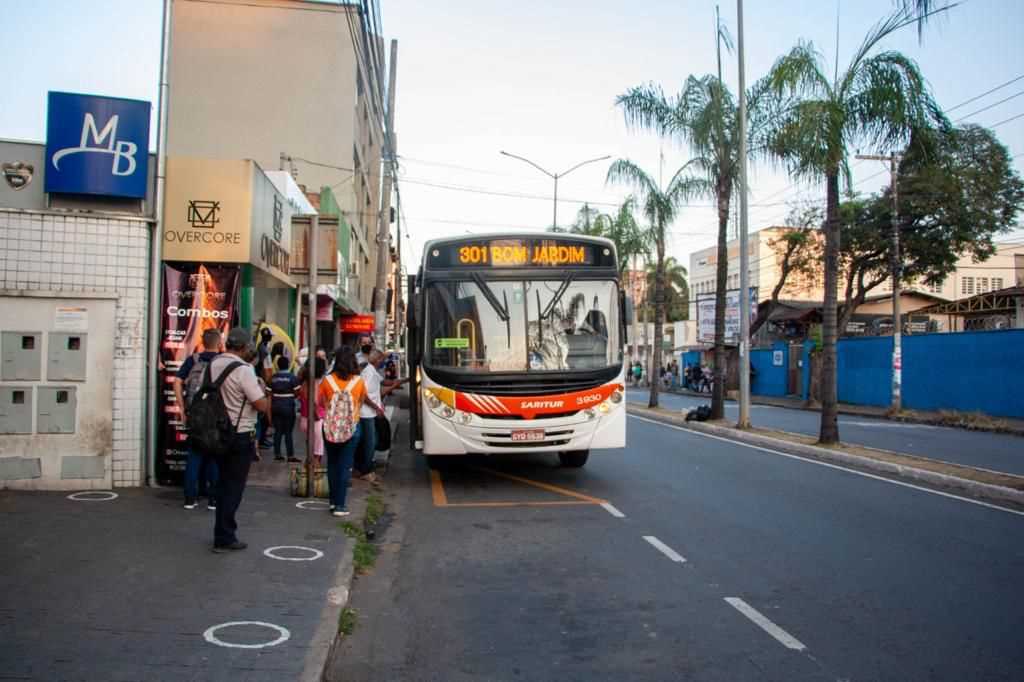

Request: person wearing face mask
left=355, top=335, right=374, bottom=368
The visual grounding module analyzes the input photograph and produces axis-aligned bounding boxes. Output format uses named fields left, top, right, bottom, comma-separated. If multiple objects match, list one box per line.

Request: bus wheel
left=558, top=450, right=589, bottom=468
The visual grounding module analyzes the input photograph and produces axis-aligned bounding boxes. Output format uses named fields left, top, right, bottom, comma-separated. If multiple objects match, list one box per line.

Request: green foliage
left=365, top=494, right=386, bottom=526
left=641, top=257, right=689, bottom=322
left=338, top=607, right=357, bottom=636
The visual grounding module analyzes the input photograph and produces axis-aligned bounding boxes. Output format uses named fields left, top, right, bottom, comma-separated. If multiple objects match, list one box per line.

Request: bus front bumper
left=421, top=401, right=626, bottom=455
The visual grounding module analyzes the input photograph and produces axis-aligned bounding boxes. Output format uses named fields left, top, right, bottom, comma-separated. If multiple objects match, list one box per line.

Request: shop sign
left=339, top=314, right=374, bottom=333
left=316, top=296, right=333, bottom=321
left=156, top=263, right=240, bottom=484
left=44, top=92, right=151, bottom=198
left=2, top=161, right=34, bottom=190
left=697, top=288, right=758, bottom=344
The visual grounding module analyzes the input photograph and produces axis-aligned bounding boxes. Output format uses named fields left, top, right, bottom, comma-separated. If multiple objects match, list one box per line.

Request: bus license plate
left=510, top=429, right=545, bottom=442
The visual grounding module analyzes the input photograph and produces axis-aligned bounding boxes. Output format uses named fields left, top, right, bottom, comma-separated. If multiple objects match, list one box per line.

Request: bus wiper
left=540, top=274, right=574, bottom=320
left=471, top=273, right=510, bottom=322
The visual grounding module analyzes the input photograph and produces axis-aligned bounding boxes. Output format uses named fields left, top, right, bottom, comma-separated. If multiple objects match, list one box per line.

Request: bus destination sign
left=429, top=239, right=613, bottom=268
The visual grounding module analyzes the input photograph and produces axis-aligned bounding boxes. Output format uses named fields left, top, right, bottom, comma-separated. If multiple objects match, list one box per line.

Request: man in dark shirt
left=173, top=328, right=224, bottom=510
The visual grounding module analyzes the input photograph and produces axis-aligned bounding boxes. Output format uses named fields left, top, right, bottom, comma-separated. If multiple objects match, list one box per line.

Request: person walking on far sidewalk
left=269, top=355, right=300, bottom=462
left=174, top=327, right=223, bottom=511
left=209, top=327, right=271, bottom=553
left=317, top=346, right=367, bottom=518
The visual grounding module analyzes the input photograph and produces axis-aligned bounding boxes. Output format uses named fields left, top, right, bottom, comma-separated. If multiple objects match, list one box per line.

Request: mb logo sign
left=44, top=92, right=151, bottom=199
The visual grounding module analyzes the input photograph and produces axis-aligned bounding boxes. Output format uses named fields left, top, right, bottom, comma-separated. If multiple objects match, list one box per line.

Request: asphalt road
left=327, top=413, right=1024, bottom=682
left=627, top=388, right=1024, bottom=476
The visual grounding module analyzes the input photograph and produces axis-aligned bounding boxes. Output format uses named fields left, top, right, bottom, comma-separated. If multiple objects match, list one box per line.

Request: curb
left=654, top=389, right=1024, bottom=437
left=629, top=405, right=1024, bottom=508
left=299, top=492, right=366, bottom=682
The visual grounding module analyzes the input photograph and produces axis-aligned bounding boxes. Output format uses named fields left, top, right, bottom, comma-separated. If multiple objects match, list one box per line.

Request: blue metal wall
left=901, top=329, right=1024, bottom=418
left=837, top=336, right=893, bottom=408
left=750, top=342, right=789, bottom=397
left=809, top=329, right=1024, bottom=418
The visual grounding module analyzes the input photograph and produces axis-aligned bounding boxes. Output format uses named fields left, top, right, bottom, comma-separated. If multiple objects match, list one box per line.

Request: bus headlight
left=584, top=408, right=597, bottom=420
left=426, top=393, right=441, bottom=410
left=597, top=401, right=611, bottom=414
left=609, top=389, right=623, bottom=404
left=441, top=405, right=455, bottom=419
left=457, top=410, right=473, bottom=425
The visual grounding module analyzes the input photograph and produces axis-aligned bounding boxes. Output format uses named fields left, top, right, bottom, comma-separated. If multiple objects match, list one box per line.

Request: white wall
left=0, top=209, right=149, bottom=487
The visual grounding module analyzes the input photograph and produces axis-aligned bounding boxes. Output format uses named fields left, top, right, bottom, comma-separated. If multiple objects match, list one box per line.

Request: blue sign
left=44, top=92, right=151, bottom=199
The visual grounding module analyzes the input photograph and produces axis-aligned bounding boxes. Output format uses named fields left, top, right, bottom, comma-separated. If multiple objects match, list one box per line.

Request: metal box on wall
left=1, top=332, right=42, bottom=381
left=47, top=333, right=88, bottom=381
left=37, top=386, right=76, bottom=434
left=0, top=386, right=33, bottom=434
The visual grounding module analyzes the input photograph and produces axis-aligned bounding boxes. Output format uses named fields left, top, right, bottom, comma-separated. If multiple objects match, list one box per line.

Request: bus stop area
left=0, top=445, right=385, bottom=682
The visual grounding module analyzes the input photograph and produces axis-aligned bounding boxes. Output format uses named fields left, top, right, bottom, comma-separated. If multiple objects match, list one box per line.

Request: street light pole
left=499, top=151, right=610, bottom=230
left=736, top=0, right=752, bottom=429
left=856, top=152, right=902, bottom=411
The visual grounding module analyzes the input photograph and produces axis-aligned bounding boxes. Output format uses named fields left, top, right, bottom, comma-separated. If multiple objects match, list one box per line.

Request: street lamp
left=500, top=151, right=610, bottom=230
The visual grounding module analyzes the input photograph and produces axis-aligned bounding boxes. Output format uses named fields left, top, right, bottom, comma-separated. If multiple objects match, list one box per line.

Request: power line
left=956, top=90, right=1024, bottom=122
left=991, top=111, right=1024, bottom=128
left=946, top=74, right=1024, bottom=112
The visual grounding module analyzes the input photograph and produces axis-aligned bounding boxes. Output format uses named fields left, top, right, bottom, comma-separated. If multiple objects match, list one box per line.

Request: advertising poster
left=157, top=263, right=240, bottom=484
left=697, top=288, right=758, bottom=344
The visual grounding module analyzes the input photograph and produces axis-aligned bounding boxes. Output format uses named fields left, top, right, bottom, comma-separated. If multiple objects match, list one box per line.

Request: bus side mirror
left=622, top=293, right=634, bottom=327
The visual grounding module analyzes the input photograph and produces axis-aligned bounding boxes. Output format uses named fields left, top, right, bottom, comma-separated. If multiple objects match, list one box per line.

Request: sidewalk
left=0, top=438, right=382, bottom=681
left=650, top=384, right=1024, bottom=436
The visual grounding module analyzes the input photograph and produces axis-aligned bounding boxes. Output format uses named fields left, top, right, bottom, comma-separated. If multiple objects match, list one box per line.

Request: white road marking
left=202, top=621, right=291, bottom=649
left=601, top=502, right=625, bottom=518
left=629, top=414, right=1024, bottom=518
left=295, top=500, right=330, bottom=510
left=642, top=535, right=687, bottom=563
left=66, top=491, right=118, bottom=501
left=263, top=545, right=324, bottom=562
left=842, top=420, right=933, bottom=429
left=725, top=597, right=807, bottom=651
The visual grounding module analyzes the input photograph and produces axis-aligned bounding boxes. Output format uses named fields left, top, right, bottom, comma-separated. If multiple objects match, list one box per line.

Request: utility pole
left=736, top=0, right=752, bottom=429
left=373, top=39, right=398, bottom=341
left=393, top=185, right=402, bottom=350
left=856, top=152, right=902, bottom=411
left=306, top=214, right=319, bottom=498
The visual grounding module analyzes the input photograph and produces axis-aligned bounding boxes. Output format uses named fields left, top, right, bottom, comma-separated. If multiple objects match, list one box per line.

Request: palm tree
left=607, top=160, right=700, bottom=408
left=617, top=75, right=765, bottom=420
left=761, top=9, right=945, bottom=444
left=644, top=257, right=689, bottom=322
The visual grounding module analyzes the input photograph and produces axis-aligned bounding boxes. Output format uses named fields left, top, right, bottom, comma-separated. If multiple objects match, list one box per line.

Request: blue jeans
left=324, top=422, right=361, bottom=510
left=356, top=417, right=377, bottom=475
left=272, top=410, right=296, bottom=458
left=184, top=448, right=219, bottom=503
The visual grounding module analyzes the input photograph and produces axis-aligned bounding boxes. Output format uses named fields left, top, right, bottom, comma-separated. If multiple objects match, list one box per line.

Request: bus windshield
left=425, top=278, right=621, bottom=372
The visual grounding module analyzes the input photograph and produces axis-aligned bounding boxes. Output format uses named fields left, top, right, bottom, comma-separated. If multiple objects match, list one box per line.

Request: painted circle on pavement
left=295, top=500, right=330, bottom=510
left=263, top=545, right=324, bottom=562
left=202, top=621, right=291, bottom=649
left=67, top=491, right=119, bottom=502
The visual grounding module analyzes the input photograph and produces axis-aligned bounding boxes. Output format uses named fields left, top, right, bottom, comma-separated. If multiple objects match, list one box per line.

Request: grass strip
left=338, top=607, right=357, bottom=636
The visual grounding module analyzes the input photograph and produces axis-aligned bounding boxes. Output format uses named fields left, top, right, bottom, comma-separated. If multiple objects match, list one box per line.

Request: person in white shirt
left=354, top=349, right=388, bottom=481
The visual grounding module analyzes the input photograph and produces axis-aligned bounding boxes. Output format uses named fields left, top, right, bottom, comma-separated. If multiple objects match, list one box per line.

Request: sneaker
left=363, top=472, right=378, bottom=484
left=332, top=510, right=351, bottom=517
left=212, top=541, right=248, bottom=553
left=184, top=499, right=197, bottom=510
left=253, top=452, right=262, bottom=462
left=287, top=457, right=301, bottom=463
left=207, top=501, right=217, bottom=511
left=273, top=455, right=286, bottom=462
left=329, top=504, right=336, bottom=511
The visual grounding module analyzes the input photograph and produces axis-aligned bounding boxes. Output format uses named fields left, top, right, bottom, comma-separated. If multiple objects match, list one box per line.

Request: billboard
left=697, top=288, right=758, bottom=344
left=157, top=263, right=240, bottom=484
left=44, top=92, right=151, bottom=198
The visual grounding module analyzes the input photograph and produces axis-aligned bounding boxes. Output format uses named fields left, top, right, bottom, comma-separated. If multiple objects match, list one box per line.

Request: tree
left=836, top=124, right=1024, bottom=331
left=569, top=203, right=607, bottom=236
left=760, top=9, right=945, bottom=444
left=643, top=257, right=689, bottom=322
left=749, top=206, right=821, bottom=339
left=607, top=160, right=700, bottom=408
left=617, top=75, right=770, bottom=419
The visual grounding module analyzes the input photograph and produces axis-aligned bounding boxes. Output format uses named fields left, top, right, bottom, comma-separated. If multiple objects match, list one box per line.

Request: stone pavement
left=0, top=454, right=375, bottom=682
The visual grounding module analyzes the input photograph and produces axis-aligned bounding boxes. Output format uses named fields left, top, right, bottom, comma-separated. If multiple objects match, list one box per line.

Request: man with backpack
left=173, top=328, right=224, bottom=510
left=189, top=327, right=271, bottom=553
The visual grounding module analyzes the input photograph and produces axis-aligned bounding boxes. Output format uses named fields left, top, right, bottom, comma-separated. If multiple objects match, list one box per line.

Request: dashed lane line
left=725, top=598, right=807, bottom=651
left=628, top=414, right=1024, bottom=518
left=642, top=535, right=687, bottom=563
left=600, top=502, right=626, bottom=518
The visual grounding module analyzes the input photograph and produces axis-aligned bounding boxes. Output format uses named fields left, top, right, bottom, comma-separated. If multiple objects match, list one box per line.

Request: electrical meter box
left=0, top=386, right=33, bottom=434
left=37, top=386, right=77, bottom=434
left=2, top=332, right=42, bottom=381
left=47, top=333, right=88, bottom=381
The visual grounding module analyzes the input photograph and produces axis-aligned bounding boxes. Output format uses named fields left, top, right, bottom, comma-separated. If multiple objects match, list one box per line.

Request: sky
left=3, top=0, right=1023, bottom=275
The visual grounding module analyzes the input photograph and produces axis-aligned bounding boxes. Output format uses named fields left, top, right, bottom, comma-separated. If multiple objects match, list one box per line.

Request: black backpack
left=186, top=361, right=245, bottom=457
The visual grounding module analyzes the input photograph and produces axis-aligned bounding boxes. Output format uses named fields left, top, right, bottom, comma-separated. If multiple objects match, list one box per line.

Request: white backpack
left=323, top=375, right=358, bottom=443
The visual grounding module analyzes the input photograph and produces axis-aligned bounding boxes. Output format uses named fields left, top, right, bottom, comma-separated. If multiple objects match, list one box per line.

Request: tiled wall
left=0, top=208, right=150, bottom=487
